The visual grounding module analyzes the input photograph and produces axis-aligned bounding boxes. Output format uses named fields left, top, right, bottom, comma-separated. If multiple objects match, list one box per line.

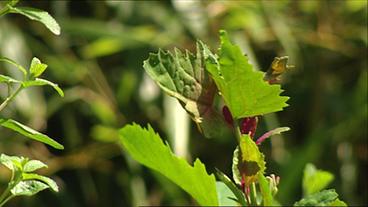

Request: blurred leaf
left=258, top=173, right=276, bottom=206
left=0, top=74, right=21, bottom=84
left=10, top=180, right=49, bottom=196
left=256, top=127, right=290, bottom=145
left=205, top=30, right=289, bottom=118
left=9, top=6, right=60, bottom=35
left=216, top=181, right=239, bottom=206
left=22, top=78, right=64, bottom=97
left=119, top=123, right=218, bottom=206
left=215, top=169, right=247, bottom=206
left=233, top=134, right=266, bottom=186
left=0, top=118, right=64, bottom=149
left=29, top=57, right=47, bottom=78
left=23, top=160, right=47, bottom=173
left=22, top=173, right=58, bottom=192
left=294, top=189, right=346, bottom=206
left=302, top=163, right=334, bottom=195
left=91, top=125, right=118, bottom=143
left=0, top=57, right=27, bottom=76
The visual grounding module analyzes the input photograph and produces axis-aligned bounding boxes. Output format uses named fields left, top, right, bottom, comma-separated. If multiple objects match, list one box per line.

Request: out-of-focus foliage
left=0, top=1, right=366, bottom=206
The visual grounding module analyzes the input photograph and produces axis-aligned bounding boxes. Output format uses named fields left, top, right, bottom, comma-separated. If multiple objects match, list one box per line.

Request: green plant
left=119, top=30, right=348, bottom=206
left=0, top=0, right=63, bottom=206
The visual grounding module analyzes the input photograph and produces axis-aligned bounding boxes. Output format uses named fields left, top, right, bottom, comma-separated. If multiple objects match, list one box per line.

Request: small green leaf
left=258, top=174, right=276, bottom=206
left=0, top=57, right=27, bottom=76
left=303, top=163, right=334, bottom=195
left=328, top=198, right=347, bottom=206
left=216, top=181, right=239, bottom=206
left=0, top=154, right=23, bottom=171
left=0, top=118, right=64, bottom=149
left=10, top=180, right=49, bottom=196
left=0, top=74, right=21, bottom=84
left=294, top=189, right=344, bottom=206
left=29, top=57, right=47, bottom=78
left=22, top=173, right=58, bottom=192
left=215, top=169, right=247, bottom=206
left=23, top=160, right=47, bottom=172
left=22, top=78, right=64, bottom=97
left=233, top=134, right=266, bottom=186
left=205, top=31, right=289, bottom=118
left=119, top=123, right=218, bottom=206
left=9, top=6, right=60, bottom=35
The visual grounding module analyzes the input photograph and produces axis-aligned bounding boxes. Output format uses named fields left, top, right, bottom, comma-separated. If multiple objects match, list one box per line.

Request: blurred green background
left=0, top=0, right=367, bottom=206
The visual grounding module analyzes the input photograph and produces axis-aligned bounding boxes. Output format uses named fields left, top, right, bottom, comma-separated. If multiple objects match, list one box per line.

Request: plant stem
left=250, top=182, right=258, bottom=205
left=0, top=195, right=14, bottom=207
left=0, top=85, right=23, bottom=112
left=233, top=119, right=243, bottom=143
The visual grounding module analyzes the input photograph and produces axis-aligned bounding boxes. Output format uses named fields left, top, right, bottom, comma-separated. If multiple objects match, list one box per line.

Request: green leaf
left=294, top=189, right=345, bottom=206
left=328, top=198, right=347, bottom=206
left=215, top=169, right=247, bottom=206
left=9, top=6, right=60, bottom=35
left=143, top=42, right=226, bottom=138
left=205, top=30, right=289, bottom=118
left=22, top=78, right=64, bottom=97
left=22, top=173, right=58, bottom=192
left=0, top=57, right=27, bottom=76
left=29, top=57, right=47, bottom=78
left=216, top=182, right=239, bottom=206
left=258, top=174, right=276, bottom=206
left=0, top=154, right=24, bottom=171
left=119, top=123, right=218, bottom=206
left=0, top=118, right=64, bottom=149
left=10, top=180, right=49, bottom=196
left=23, top=160, right=47, bottom=172
left=303, top=163, right=334, bottom=195
left=0, top=74, right=21, bottom=84
left=233, top=134, right=266, bottom=186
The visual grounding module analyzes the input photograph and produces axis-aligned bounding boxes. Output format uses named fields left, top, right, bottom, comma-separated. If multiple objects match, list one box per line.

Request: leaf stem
left=0, top=0, right=18, bottom=17
left=250, top=182, right=258, bottom=205
left=0, top=85, right=23, bottom=112
left=233, top=119, right=243, bottom=143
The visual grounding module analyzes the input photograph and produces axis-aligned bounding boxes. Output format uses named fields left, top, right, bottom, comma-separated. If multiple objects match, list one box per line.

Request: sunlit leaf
left=10, top=180, right=49, bottom=196
left=22, top=173, right=58, bottom=192
left=22, top=78, right=64, bottom=97
left=0, top=118, right=64, bottom=149
left=23, top=160, right=47, bottom=173
left=205, top=30, right=289, bottom=118
left=9, top=6, right=60, bottom=35
left=119, top=123, right=218, bottom=206
left=0, top=154, right=24, bottom=171
left=302, top=163, right=334, bottom=195
left=29, top=57, right=47, bottom=78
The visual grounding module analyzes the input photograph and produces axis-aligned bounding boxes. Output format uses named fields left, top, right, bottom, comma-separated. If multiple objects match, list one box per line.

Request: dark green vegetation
left=0, top=1, right=367, bottom=206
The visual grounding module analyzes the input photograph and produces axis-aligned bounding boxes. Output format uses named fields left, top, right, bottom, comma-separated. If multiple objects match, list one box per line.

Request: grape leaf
left=119, top=123, right=218, bottom=206
left=232, top=134, right=266, bottom=186
left=143, top=42, right=226, bottom=138
left=0, top=118, right=64, bottom=149
left=205, top=30, right=289, bottom=118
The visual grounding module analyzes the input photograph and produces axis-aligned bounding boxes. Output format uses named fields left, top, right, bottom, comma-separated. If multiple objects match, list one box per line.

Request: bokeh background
left=0, top=0, right=367, bottom=206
